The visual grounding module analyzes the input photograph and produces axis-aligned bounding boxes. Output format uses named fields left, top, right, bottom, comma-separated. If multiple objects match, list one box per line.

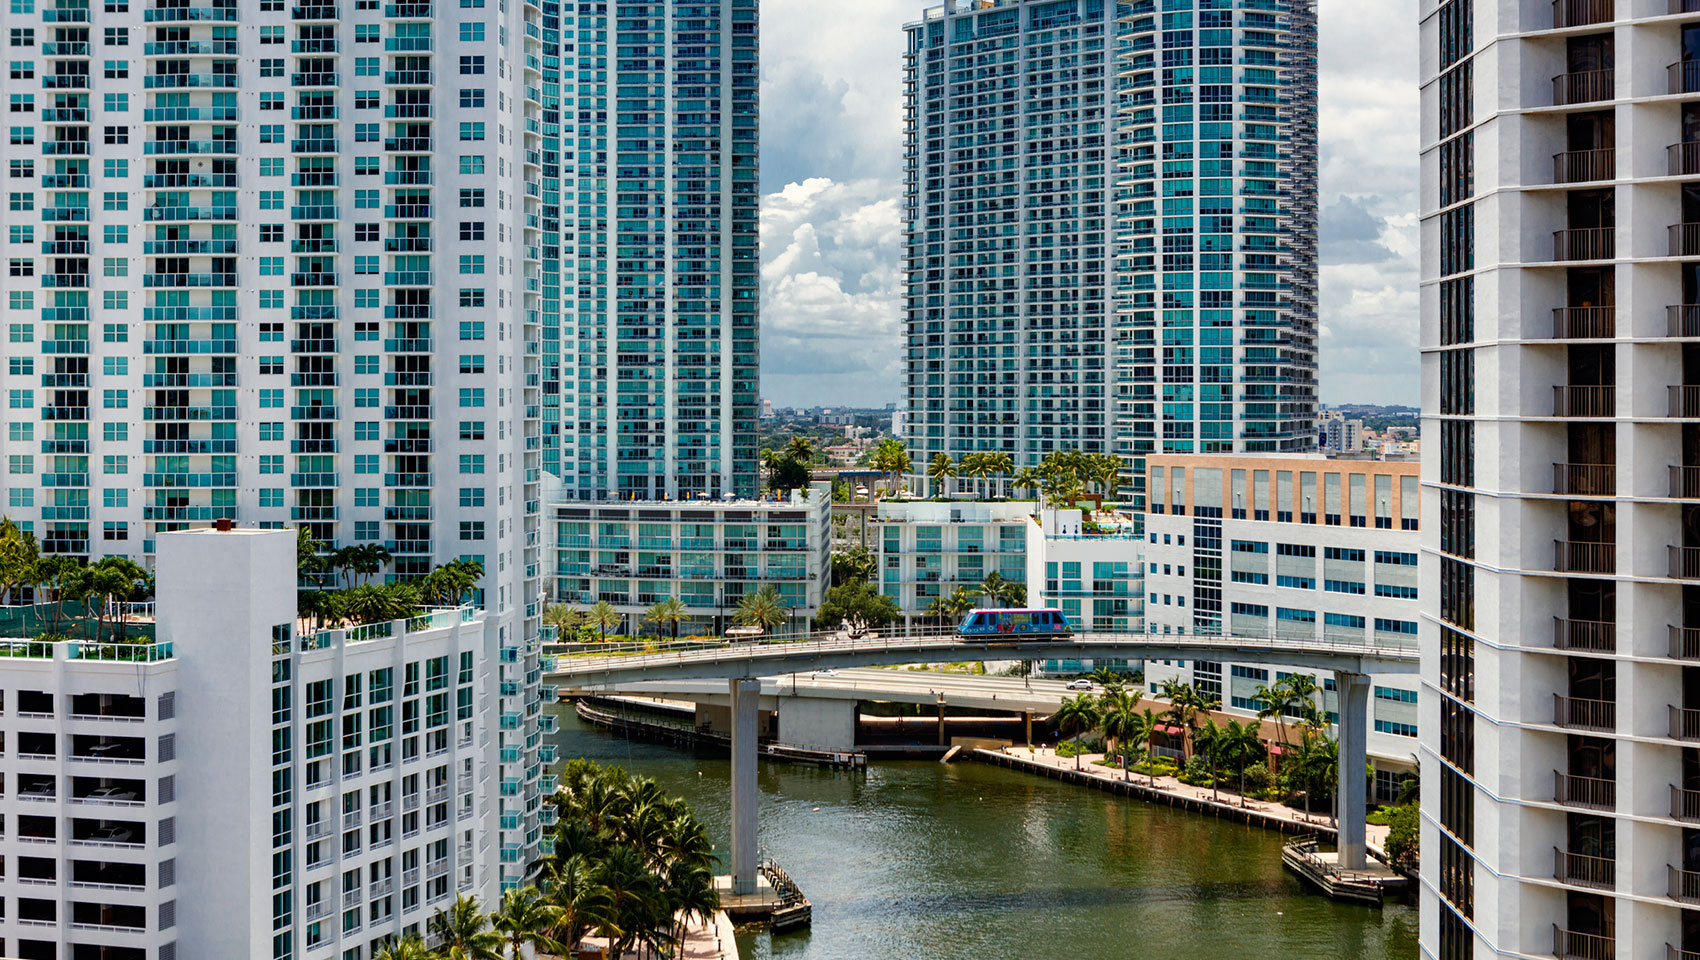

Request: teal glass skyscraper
left=1115, top=0, right=1318, bottom=500
left=902, top=0, right=1119, bottom=483
left=560, top=0, right=760, bottom=502
left=902, top=0, right=1317, bottom=502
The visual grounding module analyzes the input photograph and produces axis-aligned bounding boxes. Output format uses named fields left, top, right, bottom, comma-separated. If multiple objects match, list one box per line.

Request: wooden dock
left=1281, top=837, right=1407, bottom=906
left=714, top=858, right=812, bottom=933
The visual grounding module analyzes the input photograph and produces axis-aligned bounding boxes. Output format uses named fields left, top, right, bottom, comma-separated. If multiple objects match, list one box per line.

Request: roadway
left=590, top=667, right=1086, bottom=713
left=546, top=628, right=1418, bottom=690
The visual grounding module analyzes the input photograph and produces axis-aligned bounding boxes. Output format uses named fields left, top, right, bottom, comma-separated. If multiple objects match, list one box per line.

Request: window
left=1374, top=551, right=1419, bottom=566
left=1324, top=579, right=1366, bottom=595
left=459, top=222, right=485, bottom=241
left=103, top=454, right=127, bottom=475
left=459, top=289, right=484, bottom=307
left=259, top=455, right=282, bottom=474
left=459, top=454, right=484, bottom=474
left=1374, top=584, right=1419, bottom=599
left=458, top=388, right=484, bottom=407
left=1374, top=719, right=1419, bottom=738
left=103, top=59, right=128, bottom=78
left=459, top=188, right=484, bottom=207
left=460, top=487, right=484, bottom=507
left=259, top=489, right=284, bottom=508
left=458, top=22, right=485, bottom=41
left=459, top=320, right=484, bottom=341
left=459, top=421, right=484, bottom=440
left=1375, top=686, right=1419, bottom=704
left=1374, top=618, right=1420, bottom=636
left=459, top=55, right=485, bottom=74
left=459, top=155, right=484, bottom=175
left=459, top=521, right=485, bottom=541
left=355, top=90, right=378, bottom=109
left=104, top=27, right=128, bottom=45
left=459, top=89, right=485, bottom=109
left=458, top=255, right=484, bottom=274
left=104, top=127, right=128, bottom=145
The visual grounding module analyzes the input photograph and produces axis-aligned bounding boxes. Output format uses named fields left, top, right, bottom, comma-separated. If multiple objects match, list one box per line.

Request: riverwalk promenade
left=556, top=910, right=736, bottom=960
left=975, top=745, right=1392, bottom=855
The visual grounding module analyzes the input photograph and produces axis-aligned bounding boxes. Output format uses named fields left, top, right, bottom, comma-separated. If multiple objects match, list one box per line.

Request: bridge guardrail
left=545, top=626, right=1418, bottom=679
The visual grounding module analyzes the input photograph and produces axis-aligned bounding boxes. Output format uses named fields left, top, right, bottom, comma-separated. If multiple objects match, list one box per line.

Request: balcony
left=1673, top=705, right=1700, bottom=741
left=1554, top=227, right=1615, bottom=261
left=1674, top=466, right=1700, bottom=498
left=1554, top=618, right=1616, bottom=653
left=1555, top=148, right=1614, bottom=184
left=1675, top=785, right=1700, bottom=822
left=1673, top=60, right=1700, bottom=96
left=1552, top=0, right=1614, bottom=26
left=1671, top=865, right=1700, bottom=904
left=1553, top=462, right=1614, bottom=496
left=1672, top=546, right=1700, bottom=580
left=1555, top=540, right=1615, bottom=575
left=1554, top=926, right=1615, bottom=960
left=1672, top=306, right=1700, bottom=338
left=1555, top=771, right=1615, bottom=810
left=1553, top=385, right=1615, bottom=417
left=1554, top=694, right=1616, bottom=732
left=1552, top=306, right=1615, bottom=339
left=1554, top=848, right=1615, bottom=890
left=1672, top=625, right=1700, bottom=660
left=1554, top=69, right=1614, bottom=105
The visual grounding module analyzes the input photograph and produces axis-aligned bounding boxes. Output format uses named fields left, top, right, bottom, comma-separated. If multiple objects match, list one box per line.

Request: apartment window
left=459, top=55, right=484, bottom=74
left=459, top=222, right=485, bottom=241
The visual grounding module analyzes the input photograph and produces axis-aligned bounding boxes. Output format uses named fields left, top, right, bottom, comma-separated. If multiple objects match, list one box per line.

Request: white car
left=87, top=786, right=137, bottom=802
left=88, top=825, right=132, bottom=843
left=18, top=780, right=54, bottom=798
left=1065, top=679, right=1094, bottom=691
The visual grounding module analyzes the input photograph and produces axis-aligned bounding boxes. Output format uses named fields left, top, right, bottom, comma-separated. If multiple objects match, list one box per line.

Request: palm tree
left=924, top=585, right=980, bottom=628
left=1282, top=672, right=1323, bottom=726
left=1194, top=717, right=1224, bottom=803
left=543, top=602, right=581, bottom=641
left=371, top=932, right=433, bottom=960
left=785, top=435, right=816, bottom=466
left=979, top=571, right=1018, bottom=607
left=643, top=596, right=687, bottom=639
left=1011, top=467, right=1043, bottom=500
left=734, top=585, right=788, bottom=636
left=531, top=854, right=612, bottom=954
left=1127, top=708, right=1161, bottom=787
left=593, top=844, right=662, bottom=960
left=296, top=525, right=325, bottom=584
left=298, top=589, right=336, bottom=631
left=1053, top=691, right=1101, bottom=770
left=1254, top=680, right=1297, bottom=750
left=870, top=438, right=911, bottom=496
left=0, top=516, right=40, bottom=605
left=759, top=447, right=780, bottom=493
left=982, top=450, right=1011, bottom=499
left=429, top=893, right=504, bottom=960
left=491, top=885, right=565, bottom=960
left=587, top=600, right=621, bottom=642
left=1216, top=718, right=1263, bottom=807
left=927, top=452, right=956, bottom=497
left=1098, top=684, right=1141, bottom=777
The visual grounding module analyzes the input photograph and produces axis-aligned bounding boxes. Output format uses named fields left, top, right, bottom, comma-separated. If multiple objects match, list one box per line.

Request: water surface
left=550, top=705, right=1418, bottom=960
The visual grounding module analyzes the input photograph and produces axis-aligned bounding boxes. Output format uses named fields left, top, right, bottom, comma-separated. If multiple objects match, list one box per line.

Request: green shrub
left=1384, top=803, right=1420, bottom=871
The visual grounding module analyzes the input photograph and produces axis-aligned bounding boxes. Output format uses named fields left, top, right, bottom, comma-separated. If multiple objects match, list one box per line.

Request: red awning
left=1268, top=743, right=1288, bottom=756
left=1158, top=723, right=1186, bottom=737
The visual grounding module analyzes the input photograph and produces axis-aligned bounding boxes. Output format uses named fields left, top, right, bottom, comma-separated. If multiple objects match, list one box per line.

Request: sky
left=755, top=0, right=1421, bottom=410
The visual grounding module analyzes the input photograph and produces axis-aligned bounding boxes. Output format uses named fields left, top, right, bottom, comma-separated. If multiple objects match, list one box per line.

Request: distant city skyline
left=757, top=0, right=1419, bottom=410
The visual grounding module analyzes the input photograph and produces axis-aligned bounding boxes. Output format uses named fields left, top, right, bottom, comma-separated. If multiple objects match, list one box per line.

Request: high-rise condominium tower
left=1421, top=2, right=1700, bottom=957
left=901, top=0, right=1118, bottom=484
left=900, top=0, right=1318, bottom=502
left=558, top=0, right=760, bottom=502
left=0, top=0, right=545, bottom=892
left=1114, top=0, right=1318, bottom=508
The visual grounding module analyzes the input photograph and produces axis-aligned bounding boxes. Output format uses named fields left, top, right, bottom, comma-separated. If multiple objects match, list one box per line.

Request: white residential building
left=0, top=527, right=514, bottom=960
left=873, top=500, right=1032, bottom=627
left=551, top=485, right=833, bottom=637
left=1025, top=505, right=1143, bottom=676
left=0, top=0, right=548, bottom=889
left=1140, top=453, right=1421, bottom=792
left=1418, top=2, right=1700, bottom=957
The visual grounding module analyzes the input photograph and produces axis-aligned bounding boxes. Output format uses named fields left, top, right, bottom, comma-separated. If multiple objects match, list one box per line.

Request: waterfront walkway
left=981, top=746, right=1391, bottom=854
left=557, top=910, right=736, bottom=960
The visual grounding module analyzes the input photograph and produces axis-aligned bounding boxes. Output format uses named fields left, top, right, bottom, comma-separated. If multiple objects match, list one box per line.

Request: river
left=549, top=705, right=1419, bottom=960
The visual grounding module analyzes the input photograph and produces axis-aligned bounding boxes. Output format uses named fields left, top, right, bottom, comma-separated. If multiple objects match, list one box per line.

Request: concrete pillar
left=729, top=678, right=760, bottom=894
left=1023, top=710, right=1033, bottom=744
left=936, top=698, right=946, bottom=746
left=1335, top=671, right=1371, bottom=870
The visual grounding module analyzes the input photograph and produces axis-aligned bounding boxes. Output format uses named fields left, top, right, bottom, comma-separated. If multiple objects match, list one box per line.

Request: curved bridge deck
left=546, top=628, right=1418, bottom=689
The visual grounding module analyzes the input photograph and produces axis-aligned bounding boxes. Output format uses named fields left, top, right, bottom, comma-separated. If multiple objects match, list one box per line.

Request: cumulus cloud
left=760, top=179, right=904, bottom=406
left=760, top=0, right=1424, bottom=407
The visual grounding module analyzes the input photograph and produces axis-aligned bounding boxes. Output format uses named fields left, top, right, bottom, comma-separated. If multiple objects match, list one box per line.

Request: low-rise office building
left=0, top=526, right=509, bottom=960
left=551, top=486, right=833, bottom=636
left=1140, top=453, right=1422, bottom=792
left=873, top=500, right=1032, bottom=628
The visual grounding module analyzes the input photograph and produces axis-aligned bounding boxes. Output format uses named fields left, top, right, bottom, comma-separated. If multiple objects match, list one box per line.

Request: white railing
left=546, top=625, right=1419, bottom=682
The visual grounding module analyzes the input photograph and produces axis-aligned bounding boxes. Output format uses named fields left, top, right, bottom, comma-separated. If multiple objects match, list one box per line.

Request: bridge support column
left=937, top=697, right=946, bottom=746
left=1023, top=711, right=1033, bottom=745
left=729, top=678, right=760, bottom=895
left=1335, top=671, right=1371, bottom=870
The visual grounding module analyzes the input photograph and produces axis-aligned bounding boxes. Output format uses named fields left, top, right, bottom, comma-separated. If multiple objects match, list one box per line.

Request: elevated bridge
left=545, top=628, right=1420, bottom=892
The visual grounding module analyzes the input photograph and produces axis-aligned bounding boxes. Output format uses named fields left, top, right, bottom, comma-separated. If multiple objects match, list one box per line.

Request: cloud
left=759, top=0, right=1424, bottom=408
left=759, top=178, right=905, bottom=406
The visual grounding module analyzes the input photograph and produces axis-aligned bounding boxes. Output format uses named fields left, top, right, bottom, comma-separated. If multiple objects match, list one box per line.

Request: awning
left=1158, top=723, right=1186, bottom=737
left=1268, top=743, right=1289, bottom=756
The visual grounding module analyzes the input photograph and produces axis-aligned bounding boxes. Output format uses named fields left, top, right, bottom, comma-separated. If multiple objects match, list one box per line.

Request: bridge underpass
left=549, top=630, right=1417, bottom=893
